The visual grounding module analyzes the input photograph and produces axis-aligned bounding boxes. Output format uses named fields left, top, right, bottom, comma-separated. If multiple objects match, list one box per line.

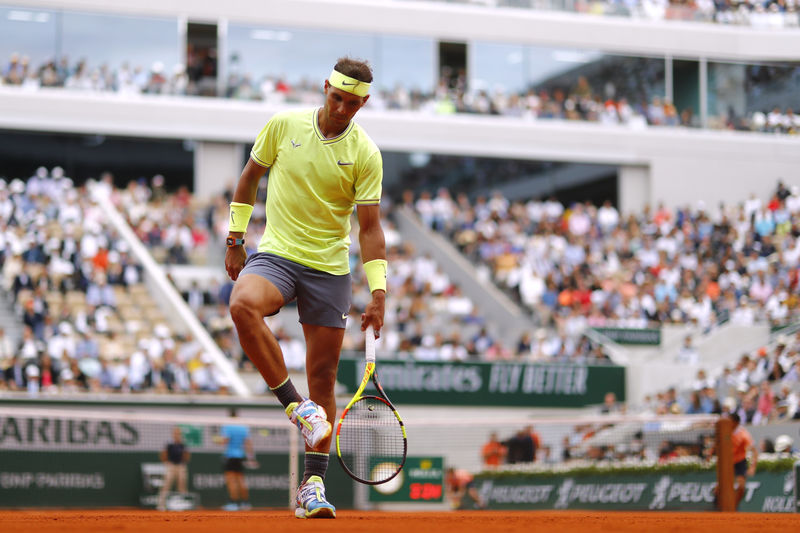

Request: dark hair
left=729, top=412, right=740, bottom=424
left=334, top=56, right=373, bottom=84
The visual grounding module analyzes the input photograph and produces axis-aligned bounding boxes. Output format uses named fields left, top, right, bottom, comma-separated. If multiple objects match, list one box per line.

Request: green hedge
left=479, top=455, right=796, bottom=478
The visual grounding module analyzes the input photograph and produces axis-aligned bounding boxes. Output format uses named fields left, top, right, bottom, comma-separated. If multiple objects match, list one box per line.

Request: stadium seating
left=0, top=170, right=232, bottom=395
left=404, top=181, right=800, bottom=422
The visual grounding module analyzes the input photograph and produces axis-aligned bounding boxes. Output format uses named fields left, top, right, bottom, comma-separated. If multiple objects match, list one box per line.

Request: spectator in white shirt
left=676, top=335, right=700, bottom=365
left=18, top=326, right=43, bottom=361
left=730, top=296, right=756, bottom=325
left=415, top=190, right=435, bottom=229
left=785, top=186, right=800, bottom=214
left=431, top=188, right=456, bottom=232
left=748, top=270, right=773, bottom=303
left=596, top=200, right=620, bottom=234
left=47, top=321, right=77, bottom=363
left=567, top=203, right=591, bottom=237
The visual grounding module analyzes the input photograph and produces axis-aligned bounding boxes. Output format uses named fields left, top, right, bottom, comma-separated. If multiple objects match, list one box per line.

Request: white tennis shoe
left=286, top=399, right=331, bottom=449
left=294, top=475, right=336, bottom=519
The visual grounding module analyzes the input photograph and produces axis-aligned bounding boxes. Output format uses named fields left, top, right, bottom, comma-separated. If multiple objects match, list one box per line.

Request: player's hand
left=225, top=246, right=247, bottom=281
left=361, top=290, right=385, bottom=336
left=746, top=464, right=756, bottom=477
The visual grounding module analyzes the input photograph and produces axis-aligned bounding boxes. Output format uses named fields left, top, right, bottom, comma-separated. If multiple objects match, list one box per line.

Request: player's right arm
left=225, top=158, right=268, bottom=281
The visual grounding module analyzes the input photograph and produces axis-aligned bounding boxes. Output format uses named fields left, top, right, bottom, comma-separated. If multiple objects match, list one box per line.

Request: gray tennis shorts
left=240, top=252, right=351, bottom=329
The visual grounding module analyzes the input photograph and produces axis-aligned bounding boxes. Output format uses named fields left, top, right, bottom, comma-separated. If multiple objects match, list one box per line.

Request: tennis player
left=225, top=56, right=387, bottom=519
left=220, top=408, right=253, bottom=511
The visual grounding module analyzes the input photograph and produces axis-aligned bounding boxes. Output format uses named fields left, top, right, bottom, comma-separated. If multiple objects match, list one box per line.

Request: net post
left=715, top=416, right=735, bottom=512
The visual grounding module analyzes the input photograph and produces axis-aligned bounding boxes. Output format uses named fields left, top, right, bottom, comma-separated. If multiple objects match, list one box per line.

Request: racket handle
left=365, top=325, right=376, bottom=363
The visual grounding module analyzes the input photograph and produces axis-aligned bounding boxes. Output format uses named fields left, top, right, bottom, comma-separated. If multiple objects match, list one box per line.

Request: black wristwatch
left=226, top=236, right=245, bottom=247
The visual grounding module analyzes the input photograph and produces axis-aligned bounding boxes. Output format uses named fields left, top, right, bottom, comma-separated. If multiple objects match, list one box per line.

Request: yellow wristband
left=363, top=259, right=387, bottom=293
left=229, top=202, right=254, bottom=233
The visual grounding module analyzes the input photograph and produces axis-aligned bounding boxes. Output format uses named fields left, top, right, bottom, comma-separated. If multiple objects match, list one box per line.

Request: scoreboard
left=369, top=457, right=444, bottom=503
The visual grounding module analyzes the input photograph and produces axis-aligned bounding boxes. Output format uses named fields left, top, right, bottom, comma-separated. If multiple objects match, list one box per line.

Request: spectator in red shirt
left=481, top=432, right=507, bottom=468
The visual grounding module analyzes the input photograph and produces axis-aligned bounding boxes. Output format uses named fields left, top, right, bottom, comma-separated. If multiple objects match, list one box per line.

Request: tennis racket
left=336, top=325, right=407, bottom=485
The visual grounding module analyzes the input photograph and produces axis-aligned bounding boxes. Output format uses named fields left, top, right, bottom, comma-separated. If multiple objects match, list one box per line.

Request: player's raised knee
left=228, top=297, right=263, bottom=326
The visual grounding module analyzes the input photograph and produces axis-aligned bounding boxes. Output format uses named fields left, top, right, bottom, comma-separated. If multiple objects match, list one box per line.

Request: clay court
left=1, top=510, right=798, bottom=533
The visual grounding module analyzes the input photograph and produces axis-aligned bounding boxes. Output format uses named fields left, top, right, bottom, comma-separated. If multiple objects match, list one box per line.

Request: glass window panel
left=526, top=46, right=665, bottom=108
left=472, top=42, right=526, bottom=94
left=374, top=36, right=435, bottom=93
left=0, top=6, right=57, bottom=68
left=226, top=24, right=376, bottom=88
left=60, top=12, right=178, bottom=73
left=709, top=61, right=800, bottom=132
left=526, top=46, right=605, bottom=87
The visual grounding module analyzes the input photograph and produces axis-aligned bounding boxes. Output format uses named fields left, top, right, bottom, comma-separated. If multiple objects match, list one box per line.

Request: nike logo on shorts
left=341, top=313, right=348, bottom=320
left=338, top=160, right=353, bottom=166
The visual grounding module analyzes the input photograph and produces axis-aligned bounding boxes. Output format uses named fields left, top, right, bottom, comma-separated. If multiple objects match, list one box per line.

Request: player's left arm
left=355, top=147, right=386, bottom=335
left=357, top=203, right=386, bottom=334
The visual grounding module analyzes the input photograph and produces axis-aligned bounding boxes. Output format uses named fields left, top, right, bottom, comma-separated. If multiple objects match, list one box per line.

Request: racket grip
left=365, top=325, right=376, bottom=363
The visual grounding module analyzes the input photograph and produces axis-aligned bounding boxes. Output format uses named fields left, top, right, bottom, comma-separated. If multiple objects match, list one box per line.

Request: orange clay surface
left=1, top=510, right=799, bottom=533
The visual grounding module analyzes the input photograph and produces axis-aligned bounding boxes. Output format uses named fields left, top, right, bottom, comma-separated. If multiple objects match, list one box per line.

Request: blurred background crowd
left=4, top=52, right=799, bottom=135
left=0, top=166, right=798, bottom=439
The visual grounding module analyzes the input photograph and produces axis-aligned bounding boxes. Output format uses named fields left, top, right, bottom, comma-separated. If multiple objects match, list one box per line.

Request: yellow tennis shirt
left=250, top=108, right=383, bottom=275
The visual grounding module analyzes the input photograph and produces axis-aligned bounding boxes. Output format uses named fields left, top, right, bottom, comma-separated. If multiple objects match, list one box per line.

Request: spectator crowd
left=0, top=168, right=234, bottom=395
left=437, top=0, right=800, bottom=28
left=640, top=331, right=800, bottom=424
left=3, top=166, right=800, bottom=415
left=4, top=49, right=797, bottom=135
left=412, top=180, right=800, bottom=335
left=409, top=180, right=800, bottom=425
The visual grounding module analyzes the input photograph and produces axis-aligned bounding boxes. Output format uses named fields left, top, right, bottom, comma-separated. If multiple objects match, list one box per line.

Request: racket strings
left=338, top=397, right=405, bottom=483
